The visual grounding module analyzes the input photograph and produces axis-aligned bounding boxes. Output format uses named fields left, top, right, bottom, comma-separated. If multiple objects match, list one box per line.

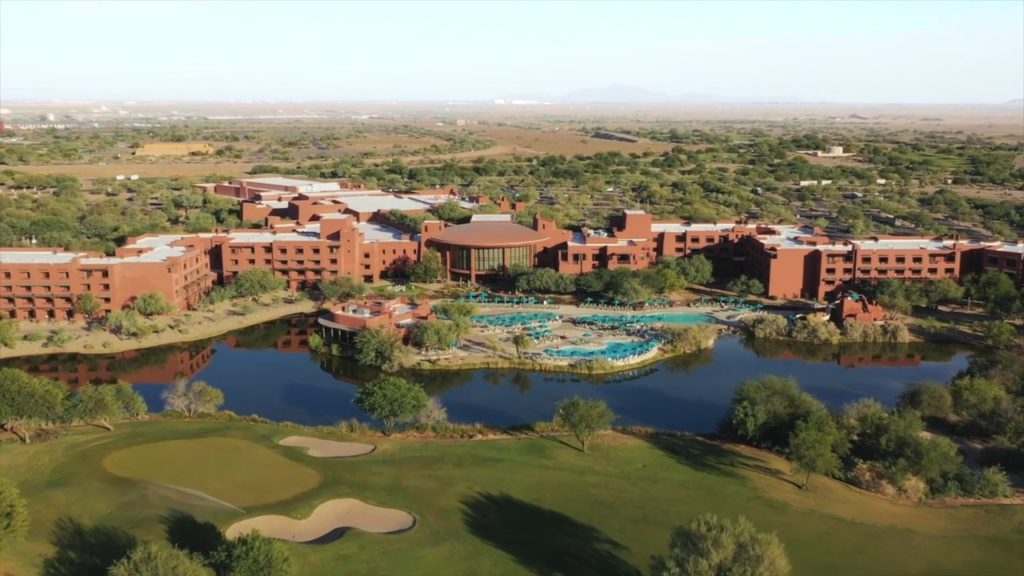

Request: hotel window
left=878, top=257, right=889, bottom=264
left=572, top=254, right=587, bottom=263
left=296, top=248, right=304, bottom=255
left=861, top=256, right=871, bottom=264
left=20, top=272, right=30, bottom=279
left=895, top=257, right=906, bottom=264
left=912, top=257, right=923, bottom=264
left=945, top=268, right=955, bottom=276
left=329, top=259, right=337, bottom=265
left=453, top=247, right=471, bottom=270
left=927, top=268, right=938, bottom=275
left=508, top=246, right=532, bottom=269
left=475, top=248, right=503, bottom=271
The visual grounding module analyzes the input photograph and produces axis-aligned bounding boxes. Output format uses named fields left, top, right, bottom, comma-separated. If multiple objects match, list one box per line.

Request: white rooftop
left=340, top=195, right=433, bottom=213
left=0, top=251, right=87, bottom=265
left=80, top=246, right=189, bottom=265
left=470, top=214, right=513, bottom=222
left=359, top=222, right=406, bottom=243
left=227, top=230, right=320, bottom=244
left=623, top=209, right=647, bottom=215
left=319, top=213, right=352, bottom=221
left=651, top=222, right=733, bottom=233
left=242, top=177, right=341, bottom=193
left=988, top=243, right=1024, bottom=254
left=852, top=238, right=955, bottom=251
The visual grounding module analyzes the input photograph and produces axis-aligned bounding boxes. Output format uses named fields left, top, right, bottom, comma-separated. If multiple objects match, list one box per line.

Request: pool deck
left=414, top=304, right=738, bottom=371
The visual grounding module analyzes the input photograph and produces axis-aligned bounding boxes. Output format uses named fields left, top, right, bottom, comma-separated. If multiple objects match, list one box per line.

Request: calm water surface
left=2, top=317, right=971, bottom=433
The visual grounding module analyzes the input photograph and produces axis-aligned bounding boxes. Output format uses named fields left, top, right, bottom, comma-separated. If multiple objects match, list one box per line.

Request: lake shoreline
left=2, top=299, right=318, bottom=360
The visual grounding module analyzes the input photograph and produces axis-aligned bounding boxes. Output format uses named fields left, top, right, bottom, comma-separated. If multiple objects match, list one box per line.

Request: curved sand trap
left=225, top=498, right=415, bottom=543
left=279, top=436, right=375, bottom=458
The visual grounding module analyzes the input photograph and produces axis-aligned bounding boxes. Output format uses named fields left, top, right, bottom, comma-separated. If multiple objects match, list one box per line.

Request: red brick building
left=4, top=200, right=1023, bottom=322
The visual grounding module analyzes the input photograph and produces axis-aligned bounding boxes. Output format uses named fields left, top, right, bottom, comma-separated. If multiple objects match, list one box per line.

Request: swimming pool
left=642, top=312, right=714, bottom=325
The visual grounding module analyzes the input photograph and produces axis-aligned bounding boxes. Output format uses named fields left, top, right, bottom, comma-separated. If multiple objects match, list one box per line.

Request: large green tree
left=725, top=376, right=826, bottom=451
left=354, top=326, right=409, bottom=371
left=67, top=383, right=147, bottom=431
left=108, top=543, right=212, bottom=576
left=0, top=368, right=65, bottom=443
left=318, top=276, right=366, bottom=302
left=132, top=292, right=175, bottom=317
left=787, top=412, right=847, bottom=489
left=74, top=293, right=102, bottom=321
left=554, top=396, right=615, bottom=453
left=231, top=268, right=286, bottom=299
left=354, top=375, right=428, bottom=433
left=0, top=478, right=29, bottom=553
left=0, top=318, right=16, bottom=348
left=212, top=532, right=292, bottom=576
left=650, top=514, right=790, bottom=576
left=410, top=249, right=445, bottom=283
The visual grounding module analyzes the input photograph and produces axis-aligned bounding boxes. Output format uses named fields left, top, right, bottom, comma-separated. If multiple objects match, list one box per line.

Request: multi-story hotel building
left=3, top=176, right=1022, bottom=322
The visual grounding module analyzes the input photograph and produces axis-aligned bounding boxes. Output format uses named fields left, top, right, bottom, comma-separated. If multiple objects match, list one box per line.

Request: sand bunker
left=225, top=498, right=415, bottom=543
left=279, top=436, right=375, bottom=458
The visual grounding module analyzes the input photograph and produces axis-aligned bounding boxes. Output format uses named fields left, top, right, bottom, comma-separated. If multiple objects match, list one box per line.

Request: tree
left=515, top=268, right=576, bottom=294
left=432, top=301, right=478, bottom=322
left=899, top=382, right=953, bottom=420
left=108, top=542, right=212, bottom=576
left=650, top=514, right=790, bottom=576
left=0, top=368, right=65, bottom=443
left=104, top=310, right=147, bottom=338
left=161, top=379, right=225, bottom=418
left=68, top=383, right=147, bottom=431
left=787, top=412, right=847, bottom=489
left=318, top=275, right=366, bottom=302
left=726, top=275, right=764, bottom=296
left=410, top=249, right=445, bottom=283
left=132, top=292, right=175, bottom=317
left=0, top=318, right=16, bottom=348
left=511, top=333, right=532, bottom=358
left=0, top=478, right=29, bottom=553
left=355, top=326, right=409, bottom=371
left=966, top=271, right=1022, bottom=318
left=409, top=320, right=459, bottom=352
left=982, top=321, right=1017, bottom=349
left=353, top=375, right=428, bottom=433
left=74, top=293, right=102, bottom=321
left=211, top=531, right=292, bottom=576
left=231, top=268, right=286, bottom=299
left=918, top=278, right=964, bottom=309
left=675, top=254, right=714, bottom=285
left=725, top=376, right=826, bottom=451
left=949, top=376, right=1007, bottom=423
left=554, top=396, right=615, bottom=453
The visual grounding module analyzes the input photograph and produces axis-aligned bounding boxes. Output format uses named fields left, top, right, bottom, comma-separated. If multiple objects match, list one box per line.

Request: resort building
left=318, top=297, right=433, bottom=341
left=4, top=184, right=1023, bottom=323
left=422, top=214, right=571, bottom=282
left=0, top=235, right=215, bottom=321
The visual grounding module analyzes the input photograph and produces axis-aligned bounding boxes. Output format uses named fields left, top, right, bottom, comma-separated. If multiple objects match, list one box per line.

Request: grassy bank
left=1, top=420, right=1021, bottom=576
left=3, top=297, right=317, bottom=359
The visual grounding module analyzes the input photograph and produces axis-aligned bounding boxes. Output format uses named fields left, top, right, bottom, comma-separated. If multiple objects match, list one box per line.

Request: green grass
left=102, top=437, right=321, bottom=507
left=1, top=421, right=1022, bottom=576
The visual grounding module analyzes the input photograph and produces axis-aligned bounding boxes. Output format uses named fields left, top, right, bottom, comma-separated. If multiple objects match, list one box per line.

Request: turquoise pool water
left=643, top=312, right=714, bottom=325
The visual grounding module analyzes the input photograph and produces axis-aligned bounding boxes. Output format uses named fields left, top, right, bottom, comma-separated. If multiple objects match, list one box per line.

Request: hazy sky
left=1, top=0, right=1022, bottom=103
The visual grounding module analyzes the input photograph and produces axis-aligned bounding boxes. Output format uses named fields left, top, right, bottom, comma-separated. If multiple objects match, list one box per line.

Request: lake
left=2, top=316, right=971, bottom=433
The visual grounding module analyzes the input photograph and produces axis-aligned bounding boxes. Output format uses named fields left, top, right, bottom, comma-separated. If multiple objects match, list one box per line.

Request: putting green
left=103, top=437, right=320, bottom=507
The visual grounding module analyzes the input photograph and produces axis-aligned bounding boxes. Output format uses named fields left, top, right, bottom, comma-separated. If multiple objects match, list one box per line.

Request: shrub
left=132, top=292, right=175, bottom=317
left=745, top=315, right=788, bottom=339
left=899, top=382, right=953, bottom=420
left=45, top=329, right=73, bottom=348
left=724, top=376, right=826, bottom=450
left=0, top=318, right=18, bottom=348
left=789, top=317, right=841, bottom=344
left=969, top=466, right=1013, bottom=498
left=662, top=324, right=718, bottom=353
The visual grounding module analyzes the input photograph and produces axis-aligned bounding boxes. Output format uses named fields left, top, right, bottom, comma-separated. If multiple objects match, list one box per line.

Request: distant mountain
left=1003, top=98, right=1023, bottom=106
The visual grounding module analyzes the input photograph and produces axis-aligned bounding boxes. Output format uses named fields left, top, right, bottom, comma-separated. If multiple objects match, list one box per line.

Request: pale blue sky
left=1, top=0, right=1021, bottom=103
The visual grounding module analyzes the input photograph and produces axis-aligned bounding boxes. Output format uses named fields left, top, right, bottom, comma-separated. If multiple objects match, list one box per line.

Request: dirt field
left=9, top=161, right=259, bottom=180
left=134, top=141, right=215, bottom=156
